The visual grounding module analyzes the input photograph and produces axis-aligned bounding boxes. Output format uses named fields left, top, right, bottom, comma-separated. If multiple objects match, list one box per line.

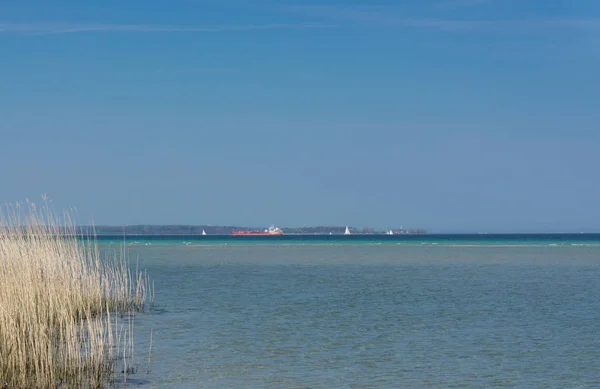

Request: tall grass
left=0, top=199, right=152, bottom=388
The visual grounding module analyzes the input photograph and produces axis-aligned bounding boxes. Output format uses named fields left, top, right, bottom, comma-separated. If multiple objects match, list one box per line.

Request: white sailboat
left=387, top=230, right=394, bottom=235
left=344, top=226, right=351, bottom=235
left=202, top=229, right=207, bottom=236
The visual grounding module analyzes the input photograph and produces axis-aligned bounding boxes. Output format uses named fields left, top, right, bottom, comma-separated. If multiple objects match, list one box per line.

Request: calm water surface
left=112, top=240, right=600, bottom=388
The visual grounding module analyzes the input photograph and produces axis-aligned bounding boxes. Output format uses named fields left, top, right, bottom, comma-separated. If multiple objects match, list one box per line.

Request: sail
left=344, top=226, right=351, bottom=235
left=202, top=229, right=207, bottom=235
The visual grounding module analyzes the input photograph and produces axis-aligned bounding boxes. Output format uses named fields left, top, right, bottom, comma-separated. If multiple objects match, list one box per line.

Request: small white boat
left=202, top=229, right=207, bottom=236
left=344, top=226, right=351, bottom=235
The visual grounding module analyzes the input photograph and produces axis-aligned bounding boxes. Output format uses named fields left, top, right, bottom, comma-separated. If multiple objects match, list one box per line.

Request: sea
left=102, top=234, right=600, bottom=389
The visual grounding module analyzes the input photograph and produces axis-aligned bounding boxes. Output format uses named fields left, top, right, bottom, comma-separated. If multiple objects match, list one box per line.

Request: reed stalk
left=0, top=199, right=152, bottom=388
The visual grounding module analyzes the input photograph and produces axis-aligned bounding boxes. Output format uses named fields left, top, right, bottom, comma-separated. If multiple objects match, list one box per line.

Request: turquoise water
left=117, top=237, right=600, bottom=388
left=97, top=233, right=600, bottom=247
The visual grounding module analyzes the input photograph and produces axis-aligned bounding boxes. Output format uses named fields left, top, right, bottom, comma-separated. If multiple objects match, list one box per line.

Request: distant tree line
left=74, top=225, right=426, bottom=235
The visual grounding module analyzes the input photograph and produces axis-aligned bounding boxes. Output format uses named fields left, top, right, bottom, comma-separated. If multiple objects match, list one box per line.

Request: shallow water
left=115, top=241, right=600, bottom=388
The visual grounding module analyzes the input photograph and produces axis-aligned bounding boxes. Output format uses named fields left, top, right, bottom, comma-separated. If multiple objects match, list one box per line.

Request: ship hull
left=231, top=231, right=283, bottom=236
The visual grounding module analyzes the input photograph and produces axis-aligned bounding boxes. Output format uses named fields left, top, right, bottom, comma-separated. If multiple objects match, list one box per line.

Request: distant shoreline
left=4, top=226, right=599, bottom=237
left=90, top=233, right=428, bottom=237
left=76, top=225, right=427, bottom=236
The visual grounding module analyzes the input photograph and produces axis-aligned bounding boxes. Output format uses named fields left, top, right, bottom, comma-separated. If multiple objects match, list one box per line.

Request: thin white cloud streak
left=281, top=5, right=600, bottom=32
left=0, top=22, right=335, bottom=35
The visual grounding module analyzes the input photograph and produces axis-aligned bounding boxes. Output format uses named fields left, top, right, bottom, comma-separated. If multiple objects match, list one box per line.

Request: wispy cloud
left=0, top=22, right=335, bottom=35
left=281, top=5, right=600, bottom=33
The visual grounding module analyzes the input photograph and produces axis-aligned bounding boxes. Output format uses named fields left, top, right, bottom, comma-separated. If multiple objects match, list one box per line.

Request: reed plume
left=0, top=198, right=152, bottom=388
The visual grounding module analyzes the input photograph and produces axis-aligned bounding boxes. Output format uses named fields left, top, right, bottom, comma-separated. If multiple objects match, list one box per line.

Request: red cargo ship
left=231, top=225, right=283, bottom=236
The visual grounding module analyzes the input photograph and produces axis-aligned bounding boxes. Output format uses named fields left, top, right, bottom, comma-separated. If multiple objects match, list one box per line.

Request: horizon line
left=23, top=225, right=600, bottom=235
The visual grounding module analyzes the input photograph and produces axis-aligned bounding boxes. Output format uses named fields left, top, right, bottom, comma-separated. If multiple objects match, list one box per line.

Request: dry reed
left=0, top=199, right=152, bottom=388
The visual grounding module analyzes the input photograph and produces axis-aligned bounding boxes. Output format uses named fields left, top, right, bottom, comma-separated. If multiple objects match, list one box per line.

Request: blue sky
left=1, top=0, right=599, bottom=232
